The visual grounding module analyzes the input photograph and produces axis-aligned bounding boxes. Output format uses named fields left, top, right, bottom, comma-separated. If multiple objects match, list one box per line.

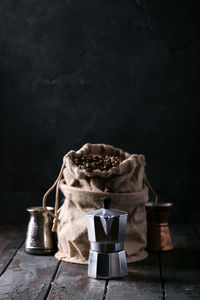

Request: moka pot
left=86, top=197, right=128, bottom=279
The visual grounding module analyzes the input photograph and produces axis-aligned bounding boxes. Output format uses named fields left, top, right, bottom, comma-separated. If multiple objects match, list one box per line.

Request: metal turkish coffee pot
left=25, top=206, right=56, bottom=254
left=86, top=197, right=128, bottom=279
left=145, top=202, right=174, bottom=251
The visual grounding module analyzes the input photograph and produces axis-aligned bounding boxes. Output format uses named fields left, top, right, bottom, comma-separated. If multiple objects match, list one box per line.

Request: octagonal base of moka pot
left=88, top=250, right=128, bottom=279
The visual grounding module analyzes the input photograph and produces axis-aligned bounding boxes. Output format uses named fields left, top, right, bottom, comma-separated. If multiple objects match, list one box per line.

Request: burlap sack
left=43, top=143, right=157, bottom=264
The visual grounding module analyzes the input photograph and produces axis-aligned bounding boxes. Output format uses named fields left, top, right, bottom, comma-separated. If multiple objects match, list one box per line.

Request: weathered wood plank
left=47, top=261, right=106, bottom=300
left=0, top=225, right=26, bottom=276
left=105, top=253, right=163, bottom=300
left=0, top=244, right=59, bottom=300
left=161, top=224, right=200, bottom=300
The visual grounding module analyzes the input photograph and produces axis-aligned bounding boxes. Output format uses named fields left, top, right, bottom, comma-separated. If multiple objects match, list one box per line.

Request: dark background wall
left=0, top=0, right=199, bottom=224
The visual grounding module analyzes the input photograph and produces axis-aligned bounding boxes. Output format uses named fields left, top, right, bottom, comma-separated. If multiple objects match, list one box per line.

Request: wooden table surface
left=0, top=224, right=200, bottom=300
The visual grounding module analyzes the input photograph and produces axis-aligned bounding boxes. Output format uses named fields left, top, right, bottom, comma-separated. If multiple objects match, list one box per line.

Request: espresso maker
left=86, top=197, right=128, bottom=279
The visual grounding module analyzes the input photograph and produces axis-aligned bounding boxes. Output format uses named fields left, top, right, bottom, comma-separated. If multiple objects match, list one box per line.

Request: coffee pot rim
left=27, top=206, right=54, bottom=212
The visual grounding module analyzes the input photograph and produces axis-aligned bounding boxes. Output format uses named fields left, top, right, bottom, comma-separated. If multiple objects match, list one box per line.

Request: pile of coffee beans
left=74, top=155, right=125, bottom=172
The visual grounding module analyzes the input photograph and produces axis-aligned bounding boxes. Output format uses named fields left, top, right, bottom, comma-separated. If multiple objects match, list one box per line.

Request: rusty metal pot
left=145, top=202, right=174, bottom=251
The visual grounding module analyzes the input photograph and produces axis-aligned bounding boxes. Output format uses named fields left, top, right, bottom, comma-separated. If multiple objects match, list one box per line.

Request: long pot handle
left=43, top=158, right=65, bottom=232
left=144, top=174, right=158, bottom=212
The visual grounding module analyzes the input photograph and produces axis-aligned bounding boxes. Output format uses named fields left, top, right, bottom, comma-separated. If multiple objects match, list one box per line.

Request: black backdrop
left=0, top=0, right=199, bottom=224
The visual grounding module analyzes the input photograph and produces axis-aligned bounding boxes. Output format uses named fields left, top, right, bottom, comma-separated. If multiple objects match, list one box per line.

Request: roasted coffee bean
left=74, top=154, right=124, bottom=171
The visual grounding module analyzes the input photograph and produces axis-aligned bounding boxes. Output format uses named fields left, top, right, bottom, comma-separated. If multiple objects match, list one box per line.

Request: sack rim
left=64, top=143, right=146, bottom=178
